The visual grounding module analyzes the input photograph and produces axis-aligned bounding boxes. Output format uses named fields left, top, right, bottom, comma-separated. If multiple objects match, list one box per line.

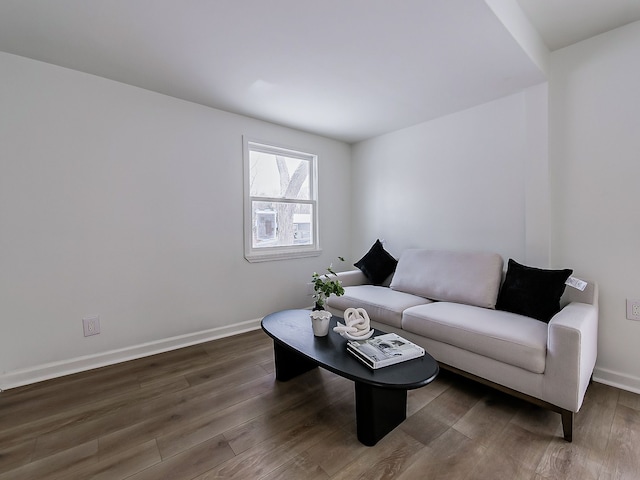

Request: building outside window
left=243, top=138, right=320, bottom=262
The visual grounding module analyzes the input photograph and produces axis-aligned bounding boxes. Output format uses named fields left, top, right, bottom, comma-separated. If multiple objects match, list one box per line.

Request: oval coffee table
left=261, top=309, right=439, bottom=446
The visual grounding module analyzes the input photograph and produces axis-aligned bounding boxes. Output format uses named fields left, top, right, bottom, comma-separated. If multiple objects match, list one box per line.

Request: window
left=243, top=138, right=320, bottom=262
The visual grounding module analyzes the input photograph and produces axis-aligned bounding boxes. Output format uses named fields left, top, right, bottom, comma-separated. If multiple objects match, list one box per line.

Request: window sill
left=245, top=248, right=322, bottom=263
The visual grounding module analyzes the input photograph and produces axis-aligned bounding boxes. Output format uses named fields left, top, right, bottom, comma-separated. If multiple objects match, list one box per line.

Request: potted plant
left=311, top=257, right=345, bottom=311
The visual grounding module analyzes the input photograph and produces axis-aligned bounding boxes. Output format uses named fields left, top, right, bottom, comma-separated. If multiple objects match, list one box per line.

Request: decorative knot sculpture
left=333, top=308, right=372, bottom=338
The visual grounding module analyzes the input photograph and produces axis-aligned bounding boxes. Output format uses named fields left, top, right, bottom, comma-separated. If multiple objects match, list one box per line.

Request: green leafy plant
left=311, top=257, right=345, bottom=310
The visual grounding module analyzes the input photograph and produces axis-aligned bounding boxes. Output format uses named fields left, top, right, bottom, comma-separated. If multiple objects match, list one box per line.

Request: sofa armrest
left=332, top=270, right=371, bottom=287
left=543, top=301, right=599, bottom=411
left=561, top=280, right=598, bottom=307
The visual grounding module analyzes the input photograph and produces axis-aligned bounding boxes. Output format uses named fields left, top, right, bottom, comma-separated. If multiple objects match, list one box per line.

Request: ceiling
left=516, top=0, right=640, bottom=51
left=1, top=1, right=639, bottom=144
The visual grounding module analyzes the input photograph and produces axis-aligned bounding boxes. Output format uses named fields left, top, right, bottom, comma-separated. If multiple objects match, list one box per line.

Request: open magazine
left=347, top=333, right=425, bottom=369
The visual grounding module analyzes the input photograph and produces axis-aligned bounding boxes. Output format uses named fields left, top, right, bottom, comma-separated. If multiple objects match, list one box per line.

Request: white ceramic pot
left=310, top=310, right=332, bottom=337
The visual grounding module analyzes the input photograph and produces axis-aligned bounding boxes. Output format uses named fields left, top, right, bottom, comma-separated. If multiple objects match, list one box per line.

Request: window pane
left=249, top=151, right=310, bottom=200
left=252, top=201, right=313, bottom=248
left=244, top=138, right=319, bottom=262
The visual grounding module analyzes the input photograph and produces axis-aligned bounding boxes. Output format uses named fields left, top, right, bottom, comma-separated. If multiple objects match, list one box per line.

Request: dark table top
left=261, top=309, right=439, bottom=389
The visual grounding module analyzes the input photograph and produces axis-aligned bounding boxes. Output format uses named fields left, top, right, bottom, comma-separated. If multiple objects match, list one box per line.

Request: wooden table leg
left=273, top=341, right=318, bottom=381
left=355, top=382, right=407, bottom=446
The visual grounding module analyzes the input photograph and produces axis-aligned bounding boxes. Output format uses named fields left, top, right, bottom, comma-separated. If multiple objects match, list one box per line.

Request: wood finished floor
left=2, top=330, right=640, bottom=480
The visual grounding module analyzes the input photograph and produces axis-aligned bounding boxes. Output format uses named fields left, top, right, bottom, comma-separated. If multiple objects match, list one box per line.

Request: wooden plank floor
left=2, top=329, right=640, bottom=479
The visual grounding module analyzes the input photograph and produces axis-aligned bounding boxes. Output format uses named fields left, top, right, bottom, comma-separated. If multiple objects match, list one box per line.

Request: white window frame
left=243, top=137, right=321, bottom=263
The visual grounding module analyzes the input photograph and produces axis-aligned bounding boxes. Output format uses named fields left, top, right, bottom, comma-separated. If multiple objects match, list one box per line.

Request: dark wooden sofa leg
left=561, top=409, right=573, bottom=442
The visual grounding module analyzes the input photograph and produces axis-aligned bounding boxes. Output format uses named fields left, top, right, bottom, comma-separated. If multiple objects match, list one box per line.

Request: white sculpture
left=333, top=308, right=373, bottom=340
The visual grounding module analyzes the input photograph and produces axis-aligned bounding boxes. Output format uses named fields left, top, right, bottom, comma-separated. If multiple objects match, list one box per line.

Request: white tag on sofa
left=566, top=276, right=587, bottom=291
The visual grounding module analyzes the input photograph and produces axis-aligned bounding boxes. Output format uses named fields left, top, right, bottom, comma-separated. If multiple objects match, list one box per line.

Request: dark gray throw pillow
left=354, top=239, right=397, bottom=285
left=496, top=259, right=573, bottom=323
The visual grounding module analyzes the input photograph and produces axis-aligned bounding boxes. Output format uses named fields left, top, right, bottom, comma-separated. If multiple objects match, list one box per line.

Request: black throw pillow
left=354, top=239, right=397, bottom=285
left=496, top=259, right=573, bottom=323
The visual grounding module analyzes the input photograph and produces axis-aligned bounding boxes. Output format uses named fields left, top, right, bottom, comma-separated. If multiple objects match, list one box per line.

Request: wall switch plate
left=626, top=300, right=640, bottom=321
left=83, top=315, right=101, bottom=336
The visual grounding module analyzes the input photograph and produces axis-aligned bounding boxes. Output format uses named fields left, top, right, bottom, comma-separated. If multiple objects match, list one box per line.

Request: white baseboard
left=0, top=318, right=263, bottom=391
left=593, top=366, right=640, bottom=395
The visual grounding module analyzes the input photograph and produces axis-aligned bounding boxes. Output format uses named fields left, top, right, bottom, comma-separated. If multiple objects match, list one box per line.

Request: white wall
left=350, top=87, right=548, bottom=265
left=0, top=53, right=351, bottom=388
left=549, top=21, right=640, bottom=391
left=524, top=83, right=550, bottom=267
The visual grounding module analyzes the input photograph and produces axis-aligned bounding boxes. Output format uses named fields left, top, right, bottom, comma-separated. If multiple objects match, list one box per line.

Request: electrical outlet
left=83, top=315, right=101, bottom=336
left=626, top=300, right=640, bottom=321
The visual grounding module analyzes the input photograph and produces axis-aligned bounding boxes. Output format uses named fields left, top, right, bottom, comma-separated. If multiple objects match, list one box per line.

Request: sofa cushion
left=354, top=239, right=398, bottom=285
left=390, top=249, right=504, bottom=309
left=496, top=259, right=573, bottom=323
left=327, top=285, right=432, bottom=329
left=402, top=302, right=548, bottom=373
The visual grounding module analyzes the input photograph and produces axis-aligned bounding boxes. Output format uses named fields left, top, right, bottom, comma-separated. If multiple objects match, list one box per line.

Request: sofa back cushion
left=389, top=249, right=504, bottom=309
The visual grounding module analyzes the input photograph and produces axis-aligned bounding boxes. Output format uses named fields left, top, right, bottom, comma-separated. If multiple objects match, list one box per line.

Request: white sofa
left=326, top=249, right=598, bottom=442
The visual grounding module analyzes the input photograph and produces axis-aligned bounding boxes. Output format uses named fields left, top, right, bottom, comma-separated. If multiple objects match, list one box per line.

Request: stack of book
left=347, top=332, right=425, bottom=369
